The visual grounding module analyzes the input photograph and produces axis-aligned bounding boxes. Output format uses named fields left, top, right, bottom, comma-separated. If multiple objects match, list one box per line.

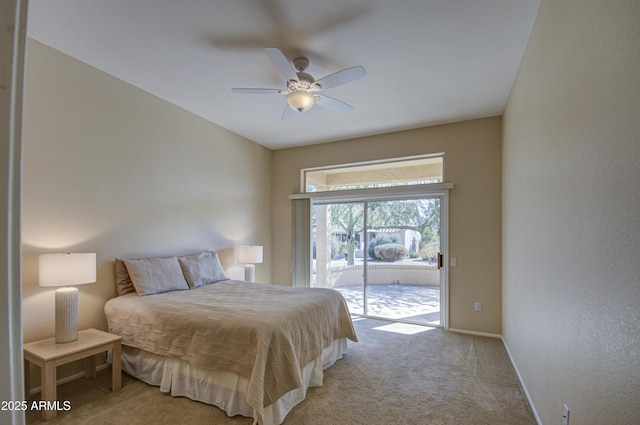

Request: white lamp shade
left=286, top=91, right=316, bottom=112
left=238, top=245, right=263, bottom=264
left=39, top=253, right=97, bottom=287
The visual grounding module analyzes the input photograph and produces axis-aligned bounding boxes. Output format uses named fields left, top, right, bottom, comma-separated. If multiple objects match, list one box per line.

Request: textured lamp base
left=55, top=287, right=79, bottom=343
left=244, top=264, right=256, bottom=282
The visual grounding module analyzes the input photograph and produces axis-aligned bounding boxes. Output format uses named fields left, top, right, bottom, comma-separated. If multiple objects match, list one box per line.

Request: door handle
left=437, top=252, right=443, bottom=270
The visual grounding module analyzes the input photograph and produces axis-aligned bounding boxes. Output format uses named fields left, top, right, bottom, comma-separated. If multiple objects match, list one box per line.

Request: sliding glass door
left=312, top=195, right=443, bottom=326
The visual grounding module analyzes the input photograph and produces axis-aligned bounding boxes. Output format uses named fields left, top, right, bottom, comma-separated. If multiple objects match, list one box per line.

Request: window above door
left=302, top=154, right=444, bottom=193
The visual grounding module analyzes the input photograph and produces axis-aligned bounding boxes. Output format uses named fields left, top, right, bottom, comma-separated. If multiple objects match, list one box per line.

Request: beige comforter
left=104, top=280, right=357, bottom=415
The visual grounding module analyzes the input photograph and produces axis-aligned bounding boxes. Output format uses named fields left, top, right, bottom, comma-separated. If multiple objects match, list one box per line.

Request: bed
left=104, top=252, right=357, bottom=425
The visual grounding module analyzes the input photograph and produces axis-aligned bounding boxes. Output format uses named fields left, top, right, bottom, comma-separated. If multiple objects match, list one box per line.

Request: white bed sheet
left=120, top=338, right=348, bottom=425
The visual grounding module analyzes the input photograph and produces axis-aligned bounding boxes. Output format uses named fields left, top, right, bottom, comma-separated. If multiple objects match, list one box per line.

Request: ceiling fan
left=232, top=47, right=366, bottom=119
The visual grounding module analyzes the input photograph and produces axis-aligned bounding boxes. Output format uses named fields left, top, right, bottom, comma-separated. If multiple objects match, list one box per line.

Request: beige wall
left=502, top=0, right=640, bottom=424
left=272, top=117, right=502, bottom=334
left=21, top=41, right=272, bottom=347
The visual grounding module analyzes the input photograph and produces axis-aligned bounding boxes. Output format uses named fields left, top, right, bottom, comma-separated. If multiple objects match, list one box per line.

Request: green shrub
left=368, top=233, right=400, bottom=259
left=420, top=242, right=439, bottom=263
left=373, top=244, right=407, bottom=262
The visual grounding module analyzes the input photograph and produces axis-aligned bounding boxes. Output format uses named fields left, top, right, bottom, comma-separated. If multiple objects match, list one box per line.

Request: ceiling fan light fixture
left=286, top=90, right=316, bottom=112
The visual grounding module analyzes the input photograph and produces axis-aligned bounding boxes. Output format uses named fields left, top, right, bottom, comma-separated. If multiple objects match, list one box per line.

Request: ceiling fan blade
left=316, top=66, right=366, bottom=90
left=316, top=95, right=354, bottom=113
left=265, top=47, right=296, bottom=81
left=231, top=88, right=285, bottom=95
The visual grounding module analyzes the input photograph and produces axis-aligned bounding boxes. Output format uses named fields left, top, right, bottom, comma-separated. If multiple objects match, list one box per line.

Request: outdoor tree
left=328, top=203, right=364, bottom=265
left=369, top=199, right=440, bottom=245
left=329, top=199, right=440, bottom=264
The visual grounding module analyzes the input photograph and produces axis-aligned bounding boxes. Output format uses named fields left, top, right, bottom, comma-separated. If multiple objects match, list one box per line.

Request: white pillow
left=123, top=257, right=189, bottom=296
left=178, top=251, right=229, bottom=288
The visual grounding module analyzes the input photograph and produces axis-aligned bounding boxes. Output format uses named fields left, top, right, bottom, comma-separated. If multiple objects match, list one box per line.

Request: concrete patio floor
left=333, top=283, right=441, bottom=326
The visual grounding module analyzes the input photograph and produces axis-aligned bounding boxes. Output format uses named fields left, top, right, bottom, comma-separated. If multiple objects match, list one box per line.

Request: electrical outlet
left=474, top=302, right=482, bottom=312
left=450, top=258, right=457, bottom=266
left=563, top=404, right=570, bottom=425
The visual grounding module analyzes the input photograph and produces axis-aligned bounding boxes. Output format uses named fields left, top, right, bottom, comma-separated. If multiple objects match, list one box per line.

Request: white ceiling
left=26, top=0, right=541, bottom=150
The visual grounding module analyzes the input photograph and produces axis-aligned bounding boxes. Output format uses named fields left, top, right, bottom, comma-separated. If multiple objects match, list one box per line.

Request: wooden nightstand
left=23, top=328, right=122, bottom=420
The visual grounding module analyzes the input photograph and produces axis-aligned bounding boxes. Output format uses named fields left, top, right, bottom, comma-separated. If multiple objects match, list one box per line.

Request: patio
left=333, top=283, right=441, bottom=326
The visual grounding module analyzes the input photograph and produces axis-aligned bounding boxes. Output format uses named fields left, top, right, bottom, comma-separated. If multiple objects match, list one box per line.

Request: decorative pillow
left=178, top=251, right=229, bottom=289
left=114, top=259, right=136, bottom=296
left=123, top=257, right=189, bottom=296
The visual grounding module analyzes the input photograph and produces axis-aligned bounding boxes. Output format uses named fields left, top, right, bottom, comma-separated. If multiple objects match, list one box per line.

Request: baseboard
left=448, top=328, right=502, bottom=339
left=501, top=337, right=543, bottom=425
left=28, top=362, right=112, bottom=397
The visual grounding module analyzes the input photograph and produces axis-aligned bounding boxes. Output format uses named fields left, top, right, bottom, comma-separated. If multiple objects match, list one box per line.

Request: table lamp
left=238, top=245, right=263, bottom=282
left=39, top=253, right=96, bottom=343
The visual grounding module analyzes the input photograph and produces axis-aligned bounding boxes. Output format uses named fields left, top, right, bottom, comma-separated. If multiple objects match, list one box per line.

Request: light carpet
left=26, top=318, right=536, bottom=425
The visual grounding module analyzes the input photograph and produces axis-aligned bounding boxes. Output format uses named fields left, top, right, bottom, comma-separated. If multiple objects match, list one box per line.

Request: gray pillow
left=178, top=251, right=229, bottom=288
left=123, top=256, right=189, bottom=296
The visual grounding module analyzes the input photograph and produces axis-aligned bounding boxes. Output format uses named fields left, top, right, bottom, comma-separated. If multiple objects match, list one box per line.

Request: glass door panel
left=365, top=197, right=441, bottom=325
left=312, top=202, right=365, bottom=316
